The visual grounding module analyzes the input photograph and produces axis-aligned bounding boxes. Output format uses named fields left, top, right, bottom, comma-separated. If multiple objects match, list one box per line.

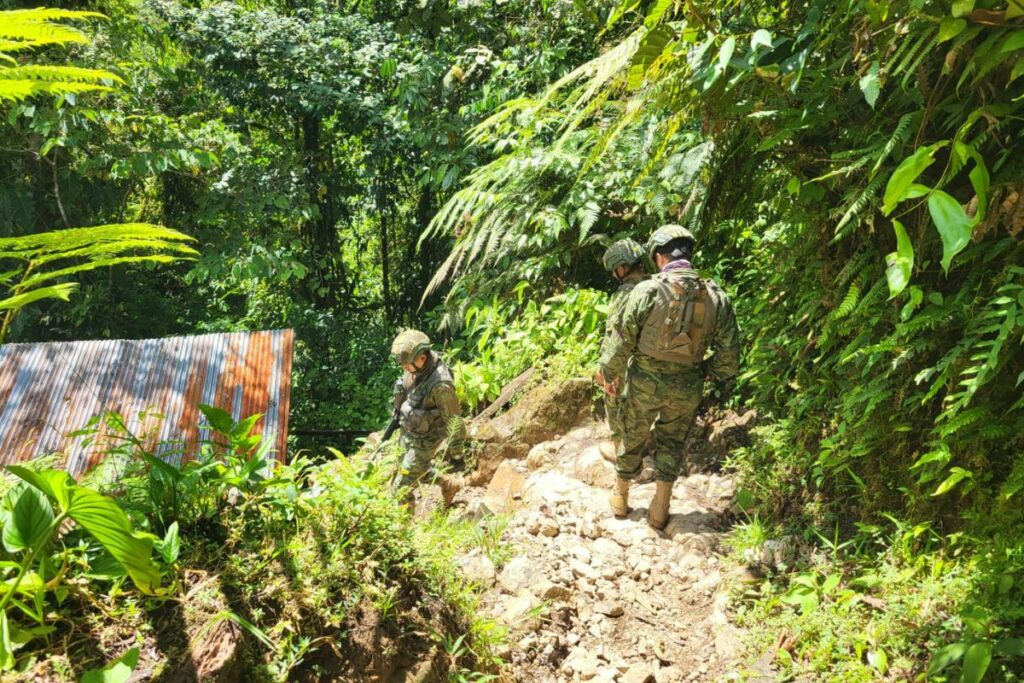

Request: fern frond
left=870, top=113, right=915, bottom=177
left=833, top=175, right=885, bottom=239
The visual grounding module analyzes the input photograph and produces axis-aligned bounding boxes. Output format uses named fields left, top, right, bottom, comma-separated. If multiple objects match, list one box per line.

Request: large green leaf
left=66, top=487, right=162, bottom=594
left=962, top=641, right=992, bottom=683
left=859, top=61, right=881, bottom=108
left=932, top=467, right=973, bottom=496
left=199, top=404, right=235, bottom=435
left=81, top=647, right=139, bottom=683
left=7, top=466, right=162, bottom=594
left=938, top=17, right=967, bottom=43
left=883, top=143, right=945, bottom=215
left=928, top=642, right=968, bottom=675
left=6, top=467, right=72, bottom=509
left=0, top=283, right=78, bottom=311
left=627, top=27, right=674, bottom=90
left=885, top=220, right=914, bottom=299
left=928, top=190, right=973, bottom=272
left=1, top=485, right=54, bottom=553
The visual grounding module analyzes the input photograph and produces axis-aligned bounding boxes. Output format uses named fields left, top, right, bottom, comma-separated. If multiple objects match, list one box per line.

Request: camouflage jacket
left=395, top=352, right=465, bottom=452
left=598, top=265, right=740, bottom=381
left=598, top=272, right=647, bottom=381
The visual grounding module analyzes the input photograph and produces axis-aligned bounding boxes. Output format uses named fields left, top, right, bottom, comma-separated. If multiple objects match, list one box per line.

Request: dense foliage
left=422, top=0, right=1024, bottom=679
left=0, top=408, right=508, bottom=679
left=0, top=0, right=608, bottom=438
left=5, top=0, right=1024, bottom=680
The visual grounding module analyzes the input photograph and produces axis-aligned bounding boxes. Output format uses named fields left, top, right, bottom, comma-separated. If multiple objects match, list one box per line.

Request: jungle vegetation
left=1, top=0, right=1023, bottom=681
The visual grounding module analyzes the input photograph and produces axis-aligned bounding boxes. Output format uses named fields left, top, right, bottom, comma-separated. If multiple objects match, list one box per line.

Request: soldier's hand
left=604, top=377, right=620, bottom=397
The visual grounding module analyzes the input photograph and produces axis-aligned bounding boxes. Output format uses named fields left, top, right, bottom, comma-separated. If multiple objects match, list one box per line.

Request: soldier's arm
left=597, top=291, right=625, bottom=378
left=432, top=383, right=466, bottom=455
left=599, top=286, right=651, bottom=381
left=706, top=293, right=741, bottom=381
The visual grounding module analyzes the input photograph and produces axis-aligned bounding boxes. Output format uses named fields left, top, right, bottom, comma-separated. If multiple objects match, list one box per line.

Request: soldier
left=597, top=224, right=740, bottom=529
left=389, top=329, right=465, bottom=509
left=596, top=239, right=649, bottom=464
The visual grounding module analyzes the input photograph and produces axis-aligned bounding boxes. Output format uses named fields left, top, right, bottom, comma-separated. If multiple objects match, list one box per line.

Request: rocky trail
left=434, top=379, right=758, bottom=683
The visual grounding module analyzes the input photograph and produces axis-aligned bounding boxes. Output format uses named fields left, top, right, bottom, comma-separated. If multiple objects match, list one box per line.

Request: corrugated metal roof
left=0, top=329, right=294, bottom=476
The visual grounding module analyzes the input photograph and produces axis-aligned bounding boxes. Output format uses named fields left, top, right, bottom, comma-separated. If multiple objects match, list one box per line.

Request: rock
left=562, top=646, right=601, bottom=679
left=539, top=519, right=560, bottom=537
left=594, top=601, right=624, bottom=618
left=499, top=556, right=544, bottom=593
left=569, top=558, right=599, bottom=580
left=693, top=569, right=723, bottom=594
left=526, top=442, right=557, bottom=470
left=591, top=537, right=621, bottom=557
left=532, top=580, right=572, bottom=601
left=490, top=378, right=593, bottom=448
left=601, top=518, right=659, bottom=548
left=484, top=460, right=526, bottom=513
left=569, top=545, right=592, bottom=564
left=622, top=663, right=657, bottom=683
left=571, top=446, right=617, bottom=488
left=459, top=500, right=493, bottom=522
left=523, top=470, right=590, bottom=506
left=457, top=551, right=496, bottom=587
left=500, top=591, right=542, bottom=633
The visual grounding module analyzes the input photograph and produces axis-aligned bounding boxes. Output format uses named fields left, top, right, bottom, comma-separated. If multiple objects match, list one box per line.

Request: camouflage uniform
left=392, top=352, right=465, bottom=491
left=389, top=331, right=465, bottom=500
left=601, top=270, right=646, bottom=443
left=599, top=264, right=739, bottom=483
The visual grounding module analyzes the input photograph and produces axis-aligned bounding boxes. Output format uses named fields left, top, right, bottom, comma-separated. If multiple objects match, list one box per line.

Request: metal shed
left=0, top=329, right=294, bottom=476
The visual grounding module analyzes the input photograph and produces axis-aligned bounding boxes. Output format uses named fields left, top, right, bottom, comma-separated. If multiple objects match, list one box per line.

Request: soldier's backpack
left=637, top=271, right=719, bottom=365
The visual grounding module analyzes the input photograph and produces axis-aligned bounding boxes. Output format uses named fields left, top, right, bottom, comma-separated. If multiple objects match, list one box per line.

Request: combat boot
left=648, top=480, right=673, bottom=530
left=598, top=440, right=618, bottom=463
left=438, top=473, right=465, bottom=507
left=609, top=477, right=630, bottom=518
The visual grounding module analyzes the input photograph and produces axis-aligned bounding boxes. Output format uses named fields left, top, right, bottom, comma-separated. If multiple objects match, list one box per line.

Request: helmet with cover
left=645, top=224, right=695, bottom=262
left=391, top=329, right=432, bottom=365
left=602, top=238, right=646, bottom=272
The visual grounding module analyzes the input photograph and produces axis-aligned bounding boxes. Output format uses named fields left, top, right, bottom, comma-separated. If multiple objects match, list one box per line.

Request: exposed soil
left=436, top=382, right=757, bottom=683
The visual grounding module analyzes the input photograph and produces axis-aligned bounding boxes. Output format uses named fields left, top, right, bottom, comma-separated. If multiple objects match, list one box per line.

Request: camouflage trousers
left=616, top=366, right=703, bottom=482
left=606, top=393, right=625, bottom=443
left=393, top=436, right=457, bottom=498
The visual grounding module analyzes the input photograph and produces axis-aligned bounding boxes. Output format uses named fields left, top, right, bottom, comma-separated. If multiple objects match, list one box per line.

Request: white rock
left=457, top=551, right=496, bottom=587
left=621, top=663, right=657, bottom=683
left=570, top=558, right=599, bottom=580
left=500, top=590, right=542, bottom=633
left=499, top=556, right=544, bottom=593
left=523, top=470, right=590, bottom=506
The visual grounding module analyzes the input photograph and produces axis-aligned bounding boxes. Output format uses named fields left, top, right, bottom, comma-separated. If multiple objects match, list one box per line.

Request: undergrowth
left=1, top=409, right=506, bottom=681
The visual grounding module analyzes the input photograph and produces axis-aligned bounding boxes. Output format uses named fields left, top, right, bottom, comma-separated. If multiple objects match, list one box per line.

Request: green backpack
left=637, top=271, right=718, bottom=365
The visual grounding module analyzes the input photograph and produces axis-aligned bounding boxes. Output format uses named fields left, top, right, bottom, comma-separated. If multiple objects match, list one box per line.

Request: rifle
left=381, top=410, right=400, bottom=443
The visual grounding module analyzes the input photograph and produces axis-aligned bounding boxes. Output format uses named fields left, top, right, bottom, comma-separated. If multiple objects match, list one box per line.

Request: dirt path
left=453, top=421, right=745, bottom=683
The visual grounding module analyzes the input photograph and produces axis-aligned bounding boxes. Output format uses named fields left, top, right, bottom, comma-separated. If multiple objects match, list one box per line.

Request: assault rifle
left=381, top=408, right=401, bottom=443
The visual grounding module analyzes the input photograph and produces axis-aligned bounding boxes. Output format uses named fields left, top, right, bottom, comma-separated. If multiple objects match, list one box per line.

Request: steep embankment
left=442, top=379, right=756, bottom=683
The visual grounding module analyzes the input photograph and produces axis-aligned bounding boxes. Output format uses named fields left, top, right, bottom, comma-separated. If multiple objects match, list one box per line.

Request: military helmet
left=602, top=239, right=646, bottom=272
left=391, top=329, right=432, bottom=365
left=646, top=224, right=696, bottom=262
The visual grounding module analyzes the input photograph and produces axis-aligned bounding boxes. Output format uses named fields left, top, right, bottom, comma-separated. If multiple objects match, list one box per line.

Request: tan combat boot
left=598, top=440, right=618, bottom=464
left=609, top=477, right=630, bottom=518
left=438, top=473, right=465, bottom=508
left=648, top=480, right=673, bottom=530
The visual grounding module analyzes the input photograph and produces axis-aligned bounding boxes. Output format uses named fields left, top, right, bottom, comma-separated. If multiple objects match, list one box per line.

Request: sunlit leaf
left=928, top=190, right=973, bottom=272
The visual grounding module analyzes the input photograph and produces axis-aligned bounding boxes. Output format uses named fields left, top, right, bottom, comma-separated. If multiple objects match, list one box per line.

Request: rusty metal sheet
left=0, top=330, right=294, bottom=476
